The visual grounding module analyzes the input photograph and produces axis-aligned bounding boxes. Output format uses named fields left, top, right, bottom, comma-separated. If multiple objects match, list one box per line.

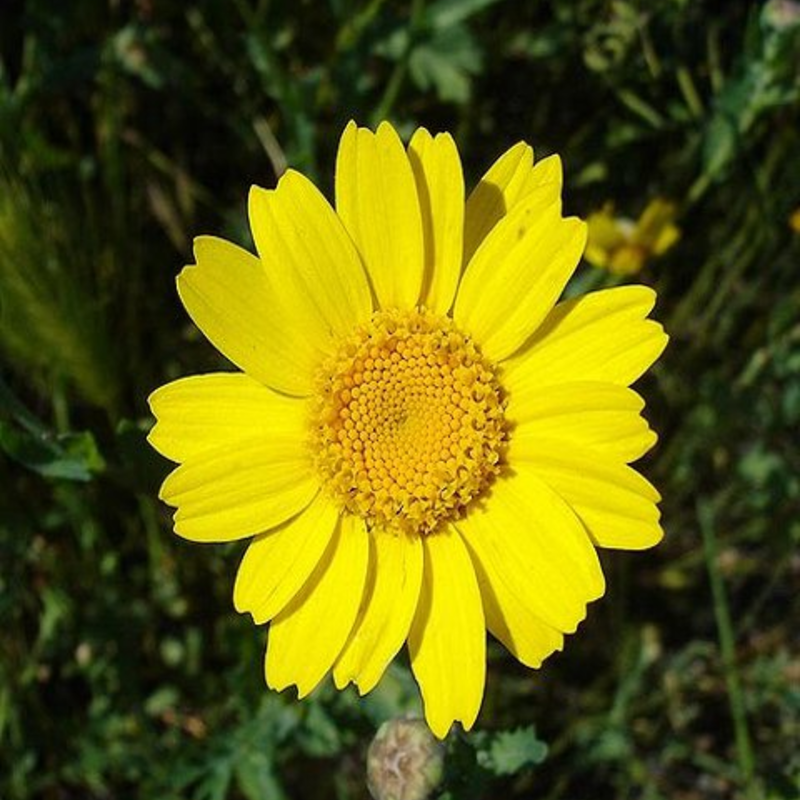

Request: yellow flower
left=585, top=198, right=680, bottom=275
left=790, top=207, right=800, bottom=233
left=147, top=122, right=668, bottom=738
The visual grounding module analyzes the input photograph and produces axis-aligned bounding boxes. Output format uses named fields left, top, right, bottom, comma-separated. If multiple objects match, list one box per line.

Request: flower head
left=148, top=121, right=667, bottom=738
left=585, top=198, right=680, bottom=275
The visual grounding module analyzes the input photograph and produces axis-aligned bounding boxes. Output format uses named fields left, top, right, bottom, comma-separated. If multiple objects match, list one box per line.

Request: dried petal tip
left=366, top=718, right=445, bottom=800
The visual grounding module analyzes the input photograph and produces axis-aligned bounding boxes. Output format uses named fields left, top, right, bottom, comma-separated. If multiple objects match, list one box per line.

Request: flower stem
left=371, top=0, right=426, bottom=125
left=697, top=499, right=759, bottom=799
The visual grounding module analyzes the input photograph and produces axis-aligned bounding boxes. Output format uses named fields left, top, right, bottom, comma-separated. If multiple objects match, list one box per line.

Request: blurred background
left=1, top=1, right=799, bottom=798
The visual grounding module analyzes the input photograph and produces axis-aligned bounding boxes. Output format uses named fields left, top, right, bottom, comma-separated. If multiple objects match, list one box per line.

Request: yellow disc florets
left=311, top=308, right=508, bottom=535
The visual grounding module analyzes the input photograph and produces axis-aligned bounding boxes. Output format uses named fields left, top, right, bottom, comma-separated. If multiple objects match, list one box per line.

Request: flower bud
left=366, top=718, right=445, bottom=800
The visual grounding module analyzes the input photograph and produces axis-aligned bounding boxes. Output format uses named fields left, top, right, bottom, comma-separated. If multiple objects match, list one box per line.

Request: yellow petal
left=463, top=534, right=564, bottom=668
left=507, top=381, right=657, bottom=463
left=407, top=128, right=465, bottom=314
left=335, top=121, right=424, bottom=310
left=266, top=513, right=369, bottom=697
left=234, top=493, right=341, bottom=624
left=408, top=527, right=485, bottom=739
left=455, top=467, right=605, bottom=633
left=462, top=146, right=564, bottom=264
left=520, top=153, right=563, bottom=197
left=455, top=188, right=587, bottom=362
left=502, top=285, right=668, bottom=388
left=177, top=236, right=321, bottom=396
left=518, top=442, right=663, bottom=550
left=147, top=373, right=306, bottom=463
left=463, top=141, right=533, bottom=265
left=248, top=170, right=373, bottom=342
left=159, top=437, right=318, bottom=542
left=333, top=530, right=423, bottom=694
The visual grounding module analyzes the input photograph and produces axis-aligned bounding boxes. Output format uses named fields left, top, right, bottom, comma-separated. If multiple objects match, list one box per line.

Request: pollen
left=311, top=308, right=508, bottom=535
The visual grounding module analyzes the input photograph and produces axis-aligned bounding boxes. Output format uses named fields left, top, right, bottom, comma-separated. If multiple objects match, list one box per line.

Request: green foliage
left=703, top=2, right=800, bottom=181
left=473, top=726, right=548, bottom=775
left=375, top=0, right=505, bottom=105
left=0, top=170, right=122, bottom=411
left=1, top=0, right=799, bottom=798
left=0, top=377, right=104, bottom=480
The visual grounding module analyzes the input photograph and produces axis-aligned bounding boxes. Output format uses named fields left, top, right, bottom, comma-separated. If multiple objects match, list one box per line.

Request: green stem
left=336, top=0, right=388, bottom=52
left=706, top=23, right=725, bottom=94
left=615, top=88, right=664, bottom=129
left=697, top=499, right=758, bottom=799
left=666, top=197, right=750, bottom=336
left=637, top=17, right=661, bottom=79
left=371, top=0, right=426, bottom=125
left=676, top=66, right=704, bottom=119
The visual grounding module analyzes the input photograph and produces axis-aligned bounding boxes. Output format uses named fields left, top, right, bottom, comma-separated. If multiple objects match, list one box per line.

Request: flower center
left=311, top=308, right=508, bottom=535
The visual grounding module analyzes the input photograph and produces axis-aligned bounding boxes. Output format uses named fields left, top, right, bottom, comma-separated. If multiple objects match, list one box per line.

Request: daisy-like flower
left=585, top=198, right=680, bottom=276
left=148, top=121, right=667, bottom=738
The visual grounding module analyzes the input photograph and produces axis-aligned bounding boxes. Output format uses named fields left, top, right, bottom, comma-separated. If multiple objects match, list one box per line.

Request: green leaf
left=702, top=4, right=800, bottom=179
left=475, top=727, right=548, bottom=776
left=0, top=375, right=104, bottom=481
left=408, top=25, right=482, bottom=103
left=0, top=421, right=104, bottom=481
left=295, top=701, right=343, bottom=757
left=196, top=761, right=234, bottom=800
left=425, top=0, right=507, bottom=29
left=234, top=749, right=287, bottom=800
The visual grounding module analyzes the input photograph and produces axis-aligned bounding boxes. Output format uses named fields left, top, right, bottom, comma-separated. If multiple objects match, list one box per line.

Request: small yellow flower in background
left=585, top=198, right=680, bottom=275
left=147, top=121, right=668, bottom=738
left=789, top=207, right=800, bottom=233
